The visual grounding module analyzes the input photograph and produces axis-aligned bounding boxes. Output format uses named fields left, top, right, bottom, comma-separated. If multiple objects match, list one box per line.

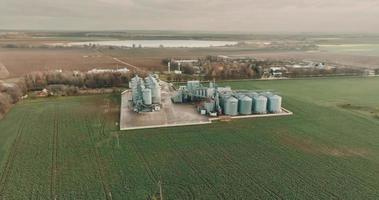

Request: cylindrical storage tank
left=224, top=96, right=238, bottom=116
left=187, top=81, right=193, bottom=91
left=238, top=96, right=252, bottom=115
left=247, top=92, right=259, bottom=98
left=253, top=95, right=268, bottom=114
left=204, top=101, right=215, bottom=113
left=268, top=95, right=282, bottom=113
left=220, top=94, right=231, bottom=109
left=151, top=85, right=161, bottom=104
left=261, top=92, right=273, bottom=97
left=207, top=88, right=214, bottom=97
left=142, top=88, right=152, bottom=105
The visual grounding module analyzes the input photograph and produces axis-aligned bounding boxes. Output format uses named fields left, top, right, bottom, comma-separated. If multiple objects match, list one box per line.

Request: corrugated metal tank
left=204, top=101, right=215, bottom=113
left=253, top=95, right=267, bottom=114
left=207, top=88, right=215, bottom=97
left=262, top=91, right=273, bottom=96
left=267, top=95, right=282, bottom=113
left=132, top=79, right=144, bottom=103
left=151, top=85, right=161, bottom=104
left=247, top=92, right=259, bottom=97
left=224, top=96, right=238, bottom=116
left=149, top=78, right=160, bottom=104
left=142, top=88, right=152, bottom=105
left=171, top=91, right=183, bottom=103
left=238, top=95, right=252, bottom=115
left=220, top=93, right=231, bottom=110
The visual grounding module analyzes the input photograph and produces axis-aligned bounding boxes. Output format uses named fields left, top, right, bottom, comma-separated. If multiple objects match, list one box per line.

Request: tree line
left=24, top=71, right=139, bottom=90
left=0, top=80, right=27, bottom=118
left=0, top=70, right=145, bottom=118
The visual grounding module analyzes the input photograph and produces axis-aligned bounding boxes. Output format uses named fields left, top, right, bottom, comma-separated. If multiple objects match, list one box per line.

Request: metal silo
left=224, top=96, right=238, bottom=116
left=195, top=90, right=200, bottom=97
left=204, top=100, right=215, bottom=113
left=261, top=92, right=273, bottom=97
left=132, top=77, right=144, bottom=105
left=238, top=95, right=252, bottom=115
left=186, top=81, right=193, bottom=91
left=151, top=85, right=161, bottom=104
left=267, top=95, right=282, bottom=113
left=142, top=88, right=152, bottom=105
left=207, top=88, right=215, bottom=97
left=253, top=95, right=267, bottom=114
left=220, top=93, right=231, bottom=110
left=247, top=92, right=259, bottom=98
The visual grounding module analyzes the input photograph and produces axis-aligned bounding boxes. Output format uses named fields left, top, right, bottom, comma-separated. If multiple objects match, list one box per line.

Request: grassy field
left=318, top=44, right=379, bottom=56
left=0, top=77, right=379, bottom=199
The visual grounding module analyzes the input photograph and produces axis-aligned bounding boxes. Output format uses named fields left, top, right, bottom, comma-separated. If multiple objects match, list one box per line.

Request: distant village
left=11, top=54, right=378, bottom=100
left=162, top=55, right=378, bottom=81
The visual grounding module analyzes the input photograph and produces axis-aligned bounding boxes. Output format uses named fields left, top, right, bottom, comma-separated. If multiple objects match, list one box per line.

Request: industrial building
left=171, top=80, right=283, bottom=117
left=120, top=77, right=291, bottom=131
left=129, top=74, right=161, bottom=112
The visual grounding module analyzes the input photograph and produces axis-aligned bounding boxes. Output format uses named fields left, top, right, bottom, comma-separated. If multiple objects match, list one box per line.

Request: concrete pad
left=120, top=82, right=211, bottom=130
left=120, top=80, right=294, bottom=131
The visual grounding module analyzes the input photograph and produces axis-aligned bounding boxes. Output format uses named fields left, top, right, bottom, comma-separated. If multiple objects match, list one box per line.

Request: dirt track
left=0, top=61, right=10, bottom=79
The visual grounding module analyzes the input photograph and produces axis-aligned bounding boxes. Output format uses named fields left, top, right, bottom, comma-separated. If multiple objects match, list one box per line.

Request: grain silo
left=246, top=92, right=259, bottom=99
left=238, top=95, right=252, bottom=115
left=171, top=91, right=183, bottom=103
left=131, top=78, right=144, bottom=105
left=219, top=93, right=231, bottom=110
left=253, top=95, right=267, bottom=114
left=142, top=88, right=152, bottom=105
left=224, top=96, right=238, bottom=116
left=204, top=100, right=215, bottom=113
left=206, top=88, right=215, bottom=97
left=267, top=95, right=282, bottom=113
left=261, top=92, right=273, bottom=97
left=150, top=80, right=161, bottom=104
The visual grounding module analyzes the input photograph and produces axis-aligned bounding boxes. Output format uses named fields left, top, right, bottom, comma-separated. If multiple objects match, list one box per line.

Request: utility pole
left=116, top=134, right=120, bottom=149
left=158, top=180, right=163, bottom=200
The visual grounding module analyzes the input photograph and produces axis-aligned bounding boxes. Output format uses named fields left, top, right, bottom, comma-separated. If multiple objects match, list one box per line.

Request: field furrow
left=50, top=105, right=59, bottom=200
left=85, top=118, right=112, bottom=200
left=0, top=77, right=378, bottom=199
left=0, top=112, right=28, bottom=197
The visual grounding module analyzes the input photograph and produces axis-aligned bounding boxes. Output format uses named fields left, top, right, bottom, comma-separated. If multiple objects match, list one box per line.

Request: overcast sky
left=1, top=0, right=379, bottom=33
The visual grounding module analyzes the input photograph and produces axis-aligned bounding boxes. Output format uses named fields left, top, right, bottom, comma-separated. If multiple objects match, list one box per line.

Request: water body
left=67, top=40, right=237, bottom=48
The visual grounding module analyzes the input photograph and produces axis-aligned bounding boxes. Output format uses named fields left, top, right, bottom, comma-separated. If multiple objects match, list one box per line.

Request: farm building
left=171, top=80, right=284, bottom=117
left=120, top=76, right=291, bottom=130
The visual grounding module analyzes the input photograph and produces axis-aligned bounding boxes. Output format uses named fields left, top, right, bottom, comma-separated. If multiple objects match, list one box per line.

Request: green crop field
left=0, top=77, right=379, bottom=199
